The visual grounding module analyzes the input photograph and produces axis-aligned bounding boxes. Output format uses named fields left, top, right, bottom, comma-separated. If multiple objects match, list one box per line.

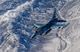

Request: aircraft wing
left=34, top=23, right=45, bottom=28
left=51, top=23, right=68, bottom=29
left=34, top=23, right=68, bottom=28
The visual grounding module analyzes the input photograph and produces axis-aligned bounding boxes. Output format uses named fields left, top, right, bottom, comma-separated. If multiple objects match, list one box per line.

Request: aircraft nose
left=62, top=20, right=67, bottom=22
left=57, top=20, right=66, bottom=22
left=63, top=20, right=66, bottom=22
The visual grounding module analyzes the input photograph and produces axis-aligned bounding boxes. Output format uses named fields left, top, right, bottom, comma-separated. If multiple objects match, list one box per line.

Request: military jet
left=30, top=8, right=68, bottom=39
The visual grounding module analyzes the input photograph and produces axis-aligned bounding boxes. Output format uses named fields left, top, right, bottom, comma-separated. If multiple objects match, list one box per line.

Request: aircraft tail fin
left=52, top=8, right=57, bottom=19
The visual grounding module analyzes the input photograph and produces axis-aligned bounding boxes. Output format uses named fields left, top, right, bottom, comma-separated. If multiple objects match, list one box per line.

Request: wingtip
left=30, top=33, right=37, bottom=39
left=30, top=35, right=34, bottom=39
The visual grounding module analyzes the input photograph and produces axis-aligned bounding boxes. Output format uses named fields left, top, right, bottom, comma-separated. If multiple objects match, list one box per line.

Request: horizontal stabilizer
left=34, top=23, right=45, bottom=28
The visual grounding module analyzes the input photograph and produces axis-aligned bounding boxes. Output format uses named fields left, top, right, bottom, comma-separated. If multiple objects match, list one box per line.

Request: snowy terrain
left=0, top=0, right=80, bottom=52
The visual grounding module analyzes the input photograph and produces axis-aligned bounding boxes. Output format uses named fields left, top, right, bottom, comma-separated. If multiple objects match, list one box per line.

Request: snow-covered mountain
left=0, top=0, right=80, bottom=52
